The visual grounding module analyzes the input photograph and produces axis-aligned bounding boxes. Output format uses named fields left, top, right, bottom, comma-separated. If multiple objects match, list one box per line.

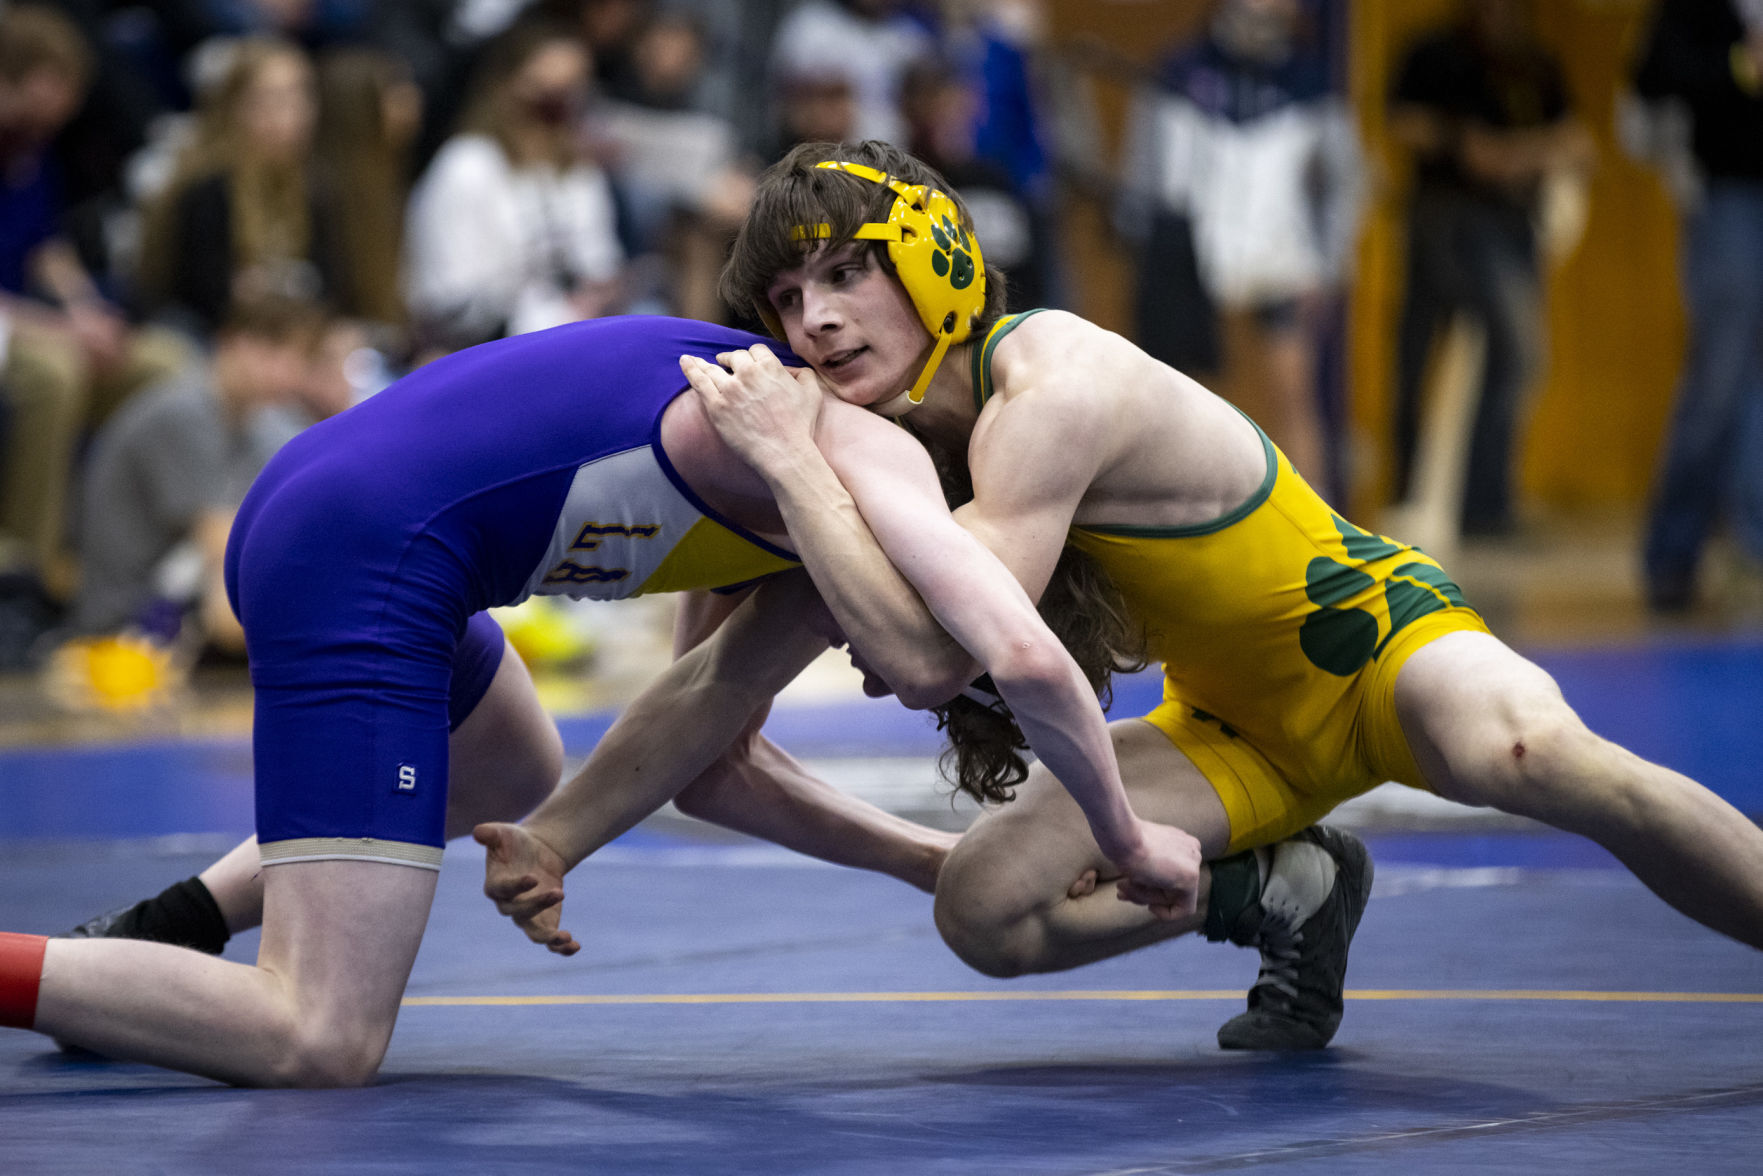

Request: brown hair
left=0, top=5, right=92, bottom=86
left=315, top=47, right=413, bottom=326
left=457, top=18, right=586, bottom=169
left=137, top=38, right=315, bottom=309
left=721, top=139, right=1008, bottom=338
left=932, top=546, right=1148, bottom=806
left=922, top=447, right=1148, bottom=807
left=217, top=290, right=328, bottom=348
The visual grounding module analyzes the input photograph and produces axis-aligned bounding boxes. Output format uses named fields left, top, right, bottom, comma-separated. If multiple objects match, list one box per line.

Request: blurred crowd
left=0, top=0, right=1757, bottom=696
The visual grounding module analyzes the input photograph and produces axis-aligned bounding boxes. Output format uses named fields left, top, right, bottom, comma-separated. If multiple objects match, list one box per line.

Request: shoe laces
left=1250, top=910, right=1305, bottom=1005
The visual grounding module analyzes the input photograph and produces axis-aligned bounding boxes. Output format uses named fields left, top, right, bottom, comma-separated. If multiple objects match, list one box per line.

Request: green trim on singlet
left=966, top=309, right=1278, bottom=540
left=969, top=308, right=1049, bottom=413
left=1074, top=410, right=1280, bottom=540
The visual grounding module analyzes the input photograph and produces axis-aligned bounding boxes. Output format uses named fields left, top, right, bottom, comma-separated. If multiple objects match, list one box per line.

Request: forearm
left=993, top=653, right=1142, bottom=866
left=762, top=448, right=975, bottom=699
left=523, top=583, right=829, bottom=867
left=678, top=734, right=955, bottom=893
left=522, top=673, right=764, bottom=869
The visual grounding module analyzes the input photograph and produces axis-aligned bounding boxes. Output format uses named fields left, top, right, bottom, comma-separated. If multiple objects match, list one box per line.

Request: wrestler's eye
left=771, top=287, right=800, bottom=312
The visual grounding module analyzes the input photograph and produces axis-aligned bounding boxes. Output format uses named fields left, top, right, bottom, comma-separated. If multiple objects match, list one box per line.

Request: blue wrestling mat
left=2, top=636, right=1761, bottom=1173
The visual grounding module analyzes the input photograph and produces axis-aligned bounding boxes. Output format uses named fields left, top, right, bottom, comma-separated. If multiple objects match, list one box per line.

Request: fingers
left=516, top=909, right=579, bottom=955
left=715, top=344, right=778, bottom=371
left=1114, top=877, right=1198, bottom=920
left=679, top=354, right=730, bottom=398
left=1067, top=869, right=1099, bottom=900
left=495, top=885, right=564, bottom=922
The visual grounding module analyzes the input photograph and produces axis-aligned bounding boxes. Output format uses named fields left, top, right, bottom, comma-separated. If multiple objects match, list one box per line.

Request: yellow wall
left=1351, top=0, right=1684, bottom=515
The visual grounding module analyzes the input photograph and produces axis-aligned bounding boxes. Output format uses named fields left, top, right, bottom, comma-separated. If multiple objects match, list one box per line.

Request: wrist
left=520, top=813, right=579, bottom=871
left=1097, top=819, right=1148, bottom=871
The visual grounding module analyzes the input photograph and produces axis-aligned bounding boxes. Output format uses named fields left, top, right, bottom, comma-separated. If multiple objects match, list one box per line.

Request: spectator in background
left=540, top=0, right=649, bottom=105
left=900, top=54, right=1051, bottom=311
left=1388, top=0, right=1592, bottom=537
left=0, top=4, right=191, bottom=598
left=941, top=0, right=1051, bottom=204
left=404, top=19, right=626, bottom=352
left=65, top=293, right=328, bottom=658
left=1634, top=0, right=1763, bottom=612
left=135, top=37, right=350, bottom=336
left=1120, top=0, right=1363, bottom=491
left=313, top=46, right=424, bottom=339
left=768, top=0, right=933, bottom=148
left=592, top=10, right=755, bottom=322
left=771, top=67, right=859, bottom=160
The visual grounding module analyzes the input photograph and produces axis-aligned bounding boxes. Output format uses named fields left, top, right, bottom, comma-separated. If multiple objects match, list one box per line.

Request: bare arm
left=683, top=340, right=1201, bottom=914
left=506, top=574, right=833, bottom=871
left=672, top=734, right=955, bottom=893
left=481, top=573, right=955, bottom=952
left=682, top=348, right=975, bottom=705
left=668, top=586, right=956, bottom=893
left=811, top=399, right=1198, bottom=903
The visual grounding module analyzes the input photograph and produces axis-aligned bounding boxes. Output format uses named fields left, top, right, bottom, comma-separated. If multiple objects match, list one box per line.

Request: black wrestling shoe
left=1216, top=825, right=1372, bottom=1051
left=63, top=876, right=228, bottom=956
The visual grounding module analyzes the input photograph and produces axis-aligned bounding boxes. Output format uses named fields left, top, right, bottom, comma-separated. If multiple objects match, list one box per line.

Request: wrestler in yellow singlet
left=975, top=311, right=1494, bottom=853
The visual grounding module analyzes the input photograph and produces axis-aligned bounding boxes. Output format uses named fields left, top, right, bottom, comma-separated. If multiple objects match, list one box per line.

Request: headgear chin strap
left=770, top=160, right=987, bottom=408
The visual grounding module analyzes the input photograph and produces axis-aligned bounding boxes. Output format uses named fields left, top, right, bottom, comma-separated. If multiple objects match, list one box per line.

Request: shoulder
left=423, top=135, right=507, bottom=182
left=985, top=310, right=1135, bottom=405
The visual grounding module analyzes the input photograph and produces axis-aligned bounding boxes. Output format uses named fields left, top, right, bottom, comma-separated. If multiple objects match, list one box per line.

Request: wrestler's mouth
left=820, top=346, right=867, bottom=373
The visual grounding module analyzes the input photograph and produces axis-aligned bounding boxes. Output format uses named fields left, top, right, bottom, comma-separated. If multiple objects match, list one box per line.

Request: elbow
left=881, top=652, right=980, bottom=711
left=984, top=638, right=1073, bottom=703
left=893, top=667, right=968, bottom=711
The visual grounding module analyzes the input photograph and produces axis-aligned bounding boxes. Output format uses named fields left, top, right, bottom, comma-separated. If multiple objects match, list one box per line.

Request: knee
left=932, top=839, right=1038, bottom=980
left=269, top=1017, right=391, bottom=1089
left=1438, top=705, right=1615, bottom=816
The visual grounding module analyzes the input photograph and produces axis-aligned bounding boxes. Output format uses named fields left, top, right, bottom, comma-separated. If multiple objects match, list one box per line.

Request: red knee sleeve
left=0, top=933, right=50, bottom=1029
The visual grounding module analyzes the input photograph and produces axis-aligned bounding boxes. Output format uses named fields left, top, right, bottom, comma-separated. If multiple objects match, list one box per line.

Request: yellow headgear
left=770, top=160, right=987, bottom=407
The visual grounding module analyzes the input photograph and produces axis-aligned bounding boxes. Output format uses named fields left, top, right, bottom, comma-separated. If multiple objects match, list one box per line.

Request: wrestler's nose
left=801, top=283, right=843, bottom=336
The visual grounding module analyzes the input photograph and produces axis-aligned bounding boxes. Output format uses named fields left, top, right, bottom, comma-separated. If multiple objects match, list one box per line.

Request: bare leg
left=934, top=719, right=1232, bottom=977
left=1395, top=630, right=1763, bottom=948
left=35, top=859, right=436, bottom=1086
left=197, top=642, right=562, bottom=934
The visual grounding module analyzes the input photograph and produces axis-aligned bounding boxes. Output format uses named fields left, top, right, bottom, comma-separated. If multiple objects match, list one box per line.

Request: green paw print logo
left=1298, top=516, right=1470, bottom=676
left=928, top=214, right=977, bottom=290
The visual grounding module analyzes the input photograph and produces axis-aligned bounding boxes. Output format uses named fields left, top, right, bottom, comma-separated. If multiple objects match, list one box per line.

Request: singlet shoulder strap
left=969, top=308, right=1050, bottom=412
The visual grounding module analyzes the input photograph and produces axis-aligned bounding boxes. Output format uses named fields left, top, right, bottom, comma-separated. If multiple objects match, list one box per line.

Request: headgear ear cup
left=778, top=161, right=986, bottom=405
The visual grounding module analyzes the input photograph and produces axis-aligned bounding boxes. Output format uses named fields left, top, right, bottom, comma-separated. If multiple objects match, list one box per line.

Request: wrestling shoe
left=1216, top=825, right=1372, bottom=1051
left=63, top=877, right=229, bottom=955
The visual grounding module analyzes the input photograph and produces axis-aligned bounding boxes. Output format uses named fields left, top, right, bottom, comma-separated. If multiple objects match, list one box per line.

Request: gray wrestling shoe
left=1216, top=825, right=1372, bottom=1051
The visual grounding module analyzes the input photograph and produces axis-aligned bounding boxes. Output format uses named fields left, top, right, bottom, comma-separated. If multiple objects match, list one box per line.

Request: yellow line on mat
left=402, top=989, right=1763, bottom=1008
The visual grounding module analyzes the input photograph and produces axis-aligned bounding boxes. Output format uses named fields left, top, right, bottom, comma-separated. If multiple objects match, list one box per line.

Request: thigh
left=445, top=634, right=563, bottom=837
left=256, top=857, right=439, bottom=1071
left=234, top=459, right=469, bottom=868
